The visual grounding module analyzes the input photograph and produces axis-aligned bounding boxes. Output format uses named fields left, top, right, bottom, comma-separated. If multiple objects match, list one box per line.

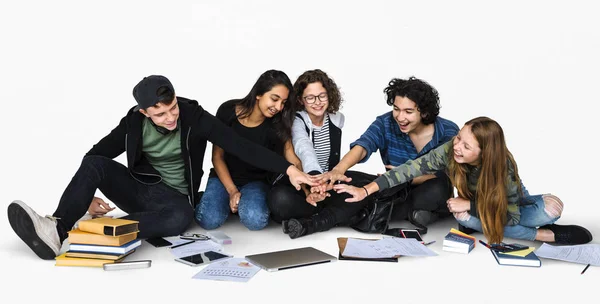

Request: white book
left=69, top=239, right=141, bottom=254
left=443, top=244, right=472, bottom=254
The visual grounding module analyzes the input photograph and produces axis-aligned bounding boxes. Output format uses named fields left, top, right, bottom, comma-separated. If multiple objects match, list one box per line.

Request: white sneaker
left=7, top=200, right=61, bottom=260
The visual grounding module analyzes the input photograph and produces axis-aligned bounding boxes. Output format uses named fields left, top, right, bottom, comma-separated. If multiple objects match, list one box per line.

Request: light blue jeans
left=195, top=177, right=270, bottom=231
left=456, top=187, right=560, bottom=241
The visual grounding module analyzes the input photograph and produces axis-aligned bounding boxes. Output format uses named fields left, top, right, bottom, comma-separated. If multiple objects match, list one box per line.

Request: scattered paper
left=193, top=258, right=261, bottom=282
left=342, top=237, right=437, bottom=258
left=535, top=243, right=600, bottom=266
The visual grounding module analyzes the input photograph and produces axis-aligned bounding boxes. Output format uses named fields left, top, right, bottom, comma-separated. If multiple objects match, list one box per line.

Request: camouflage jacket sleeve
left=373, top=140, right=451, bottom=191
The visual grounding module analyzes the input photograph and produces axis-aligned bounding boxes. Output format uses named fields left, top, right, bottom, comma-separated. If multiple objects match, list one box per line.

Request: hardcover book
left=491, top=249, right=541, bottom=267
left=55, top=253, right=124, bottom=267
left=69, top=239, right=142, bottom=254
left=68, top=229, right=137, bottom=246
left=78, top=217, right=139, bottom=236
left=65, top=249, right=135, bottom=260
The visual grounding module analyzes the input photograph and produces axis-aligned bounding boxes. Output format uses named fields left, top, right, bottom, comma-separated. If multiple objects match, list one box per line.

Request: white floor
left=1, top=210, right=597, bottom=304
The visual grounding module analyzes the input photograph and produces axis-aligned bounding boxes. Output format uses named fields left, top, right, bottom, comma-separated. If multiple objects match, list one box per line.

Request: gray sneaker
left=7, top=200, right=61, bottom=260
left=410, top=210, right=439, bottom=227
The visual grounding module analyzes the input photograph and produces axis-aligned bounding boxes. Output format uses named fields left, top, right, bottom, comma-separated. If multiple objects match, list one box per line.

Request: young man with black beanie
left=7, top=75, right=316, bottom=260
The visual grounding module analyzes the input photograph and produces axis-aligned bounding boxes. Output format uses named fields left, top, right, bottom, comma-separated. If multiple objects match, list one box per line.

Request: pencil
left=581, top=264, right=590, bottom=275
left=170, top=240, right=195, bottom=249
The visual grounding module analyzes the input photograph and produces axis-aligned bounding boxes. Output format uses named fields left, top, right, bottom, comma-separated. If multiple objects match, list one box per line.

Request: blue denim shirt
left=350, top=112, right=459, bottom=166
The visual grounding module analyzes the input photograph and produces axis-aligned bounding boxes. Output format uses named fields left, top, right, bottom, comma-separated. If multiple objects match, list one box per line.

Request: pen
left=581, top=264, right=590, bottom=275
left=170, top=240, right=195, bottom=249
left=424, top=241, right=436, bottom=246
left=479, top=240, right=491, bottom=248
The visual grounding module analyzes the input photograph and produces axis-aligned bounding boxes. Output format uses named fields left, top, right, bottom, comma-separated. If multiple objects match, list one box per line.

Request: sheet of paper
left=342, top=237, right=437, bottom=258
left=192, top=258, right=261, bottom=282
left=535, top=243, right=600, bottom=266
left=380, top=237, right=438, bottom=257
left=169, top=239, right=223, bottom=258
left=342, top=238, right=393, bottom=258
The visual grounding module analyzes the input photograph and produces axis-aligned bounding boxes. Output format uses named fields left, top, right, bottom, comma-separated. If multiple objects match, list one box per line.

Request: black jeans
left=52, top=155, right=193, bottom=241
left=267, top=171, right=372, bottom=225
left=391, top=171, right=453, bottom=220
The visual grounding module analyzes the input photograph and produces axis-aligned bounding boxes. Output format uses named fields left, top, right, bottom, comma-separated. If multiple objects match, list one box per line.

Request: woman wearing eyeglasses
left=195, top=70, right=301, bottom=231
left=267, top=69, right=365, bottom=238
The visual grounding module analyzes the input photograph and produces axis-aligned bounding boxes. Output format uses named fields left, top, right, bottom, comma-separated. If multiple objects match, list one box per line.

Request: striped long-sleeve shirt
left=373, top=140, right=522, bottom=225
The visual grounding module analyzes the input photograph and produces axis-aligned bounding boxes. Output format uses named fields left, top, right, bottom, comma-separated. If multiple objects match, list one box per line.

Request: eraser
left=207, top=230, right=232, bottom=244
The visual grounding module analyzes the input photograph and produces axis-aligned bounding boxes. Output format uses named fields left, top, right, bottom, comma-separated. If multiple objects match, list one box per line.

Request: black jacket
left=85, top=97, right=291, bottom=205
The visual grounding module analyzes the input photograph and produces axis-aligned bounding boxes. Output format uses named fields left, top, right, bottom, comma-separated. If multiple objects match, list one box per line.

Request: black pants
left=391, top=171, right=453, bottom=220
left=267, top=171, right=373, bottom=225
left=52, top=155, right=193, bottom=241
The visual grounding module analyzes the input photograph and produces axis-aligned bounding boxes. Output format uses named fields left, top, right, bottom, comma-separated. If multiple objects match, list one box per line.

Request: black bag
left=349, top=184, right=409, bottom=234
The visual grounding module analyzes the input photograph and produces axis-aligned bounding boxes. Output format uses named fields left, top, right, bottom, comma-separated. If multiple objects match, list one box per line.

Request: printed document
left=193, top=258, right=261, bottom=282
left=342, top=237, right=437, bottom=258
left=535, top=243, right=600, bottom=266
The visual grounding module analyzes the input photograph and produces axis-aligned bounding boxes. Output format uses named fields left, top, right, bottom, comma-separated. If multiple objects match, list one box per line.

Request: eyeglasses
left=302, top=92, right=328, bottom=104
left=179, top=233, right=210, bottom=241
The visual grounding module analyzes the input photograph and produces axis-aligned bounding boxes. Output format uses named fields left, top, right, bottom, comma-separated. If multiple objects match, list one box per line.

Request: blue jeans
left=456, top=188, right=560, bottom=241
left=195, top=177, right=270, bottom=230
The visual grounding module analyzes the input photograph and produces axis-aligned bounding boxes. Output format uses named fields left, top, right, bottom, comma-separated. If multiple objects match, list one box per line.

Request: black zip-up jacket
left=85, top=97, right=291, bottom=205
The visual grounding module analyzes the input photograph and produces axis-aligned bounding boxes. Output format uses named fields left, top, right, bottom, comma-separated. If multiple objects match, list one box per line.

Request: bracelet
left=362, top=186, right=369, bottom=196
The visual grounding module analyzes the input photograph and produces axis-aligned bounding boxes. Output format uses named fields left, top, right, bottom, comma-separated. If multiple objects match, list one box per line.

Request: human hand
left=287, top=165, right=319, bottom=190
left=305, top=192, right=330, bottom=207
left=332, top=184, right=367, bottom=203
left=229, top=191, right=241, bottom=213
left=447, top=197, right=470, bottom=213
left=88, top=197, right=115, bottom=217
left=316, top=169, right=352, bottom=190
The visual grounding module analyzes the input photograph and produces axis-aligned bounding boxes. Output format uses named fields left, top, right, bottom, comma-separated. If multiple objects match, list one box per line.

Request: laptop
left=245, top=247, right=337, bottom=272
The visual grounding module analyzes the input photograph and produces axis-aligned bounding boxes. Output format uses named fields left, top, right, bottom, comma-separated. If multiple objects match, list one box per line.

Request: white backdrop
left=1, top=1, right=598, bottom=303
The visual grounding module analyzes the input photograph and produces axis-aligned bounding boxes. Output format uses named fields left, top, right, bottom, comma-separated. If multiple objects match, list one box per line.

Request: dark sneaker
left=411, top=210, right=439, bottom=227
left=458, top=223, right=477, bottom=235
left=540, top=224, right=593, bottom=245
left=7, top=200, right=61, bottom=260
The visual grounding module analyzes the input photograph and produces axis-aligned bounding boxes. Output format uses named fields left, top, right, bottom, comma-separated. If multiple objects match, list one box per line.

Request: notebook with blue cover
left=491, top=249, right=541, bottom=267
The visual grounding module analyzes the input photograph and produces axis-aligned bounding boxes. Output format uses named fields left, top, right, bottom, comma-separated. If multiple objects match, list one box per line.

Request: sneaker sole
left=7, top=202, right=57, bottom=260
left=287, top=219, right=304, bottom=239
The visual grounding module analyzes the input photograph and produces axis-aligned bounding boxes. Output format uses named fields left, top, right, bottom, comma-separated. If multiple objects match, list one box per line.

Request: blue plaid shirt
left=350, top=112, right=459, bottom=166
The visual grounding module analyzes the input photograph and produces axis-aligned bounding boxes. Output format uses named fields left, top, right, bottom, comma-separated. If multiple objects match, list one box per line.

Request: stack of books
left=442, top=228, right=476, bottom=254
left=55, top=217, right=141, bottom=267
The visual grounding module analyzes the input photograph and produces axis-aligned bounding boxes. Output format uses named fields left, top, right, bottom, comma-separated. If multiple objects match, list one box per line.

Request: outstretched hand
left=312, top=169, right=352, bottom=192
left=305, top=192, right=330, bottom=207
left=332, top=184, right=368, bottom=203
left=287, top=165, right=320, bottom=190
left=88, top=197, right=115, bottom=217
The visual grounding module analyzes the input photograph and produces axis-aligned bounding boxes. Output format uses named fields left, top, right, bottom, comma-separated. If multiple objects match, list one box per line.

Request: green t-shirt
left=141, top=119, right=188, bottom=195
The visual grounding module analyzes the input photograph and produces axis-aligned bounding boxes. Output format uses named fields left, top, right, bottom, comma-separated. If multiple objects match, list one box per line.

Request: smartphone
left=174, top=251, right=231, bottom=267
left=401, top=229, right=423, bottom=242
left=103, top=260, right=151, bottom=271
left=146, top=237, right=172, bottom=248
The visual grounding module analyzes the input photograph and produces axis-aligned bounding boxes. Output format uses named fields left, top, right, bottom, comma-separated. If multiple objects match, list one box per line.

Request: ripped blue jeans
left=456, top=188, right=561, bottom=241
